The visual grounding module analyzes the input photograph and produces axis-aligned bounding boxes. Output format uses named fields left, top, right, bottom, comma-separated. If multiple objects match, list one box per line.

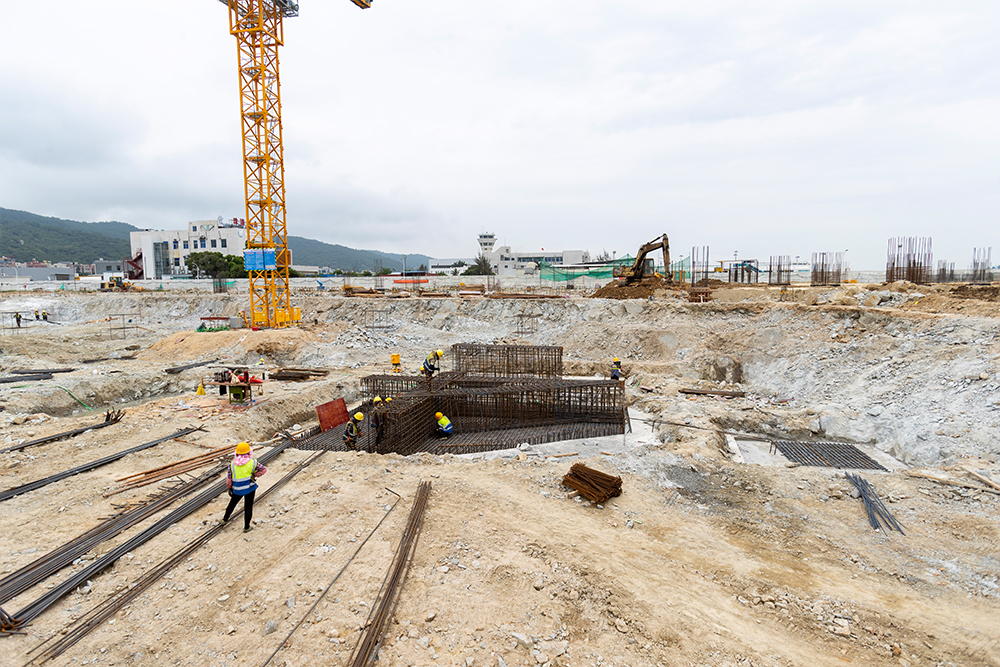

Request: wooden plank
left=906, top=470, right=1000, bottom=495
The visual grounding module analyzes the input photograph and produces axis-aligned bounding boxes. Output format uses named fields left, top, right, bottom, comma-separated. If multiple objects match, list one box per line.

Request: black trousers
left=224, top=490, right=255, bottom=529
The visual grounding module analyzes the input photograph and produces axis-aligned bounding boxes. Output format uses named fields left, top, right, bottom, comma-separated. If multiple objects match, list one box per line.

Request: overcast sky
left=1, top=0, right=997, bottom=269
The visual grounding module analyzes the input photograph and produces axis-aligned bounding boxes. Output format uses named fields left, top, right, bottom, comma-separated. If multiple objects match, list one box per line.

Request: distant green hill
left=0, top=208, right=131, bottom=263
left=287, top=236, right=431, bottom=273
left=0, top=207, right=432, bottom=271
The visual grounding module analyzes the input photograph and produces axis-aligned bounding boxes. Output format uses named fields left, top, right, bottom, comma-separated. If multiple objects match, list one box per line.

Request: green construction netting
left=539, top=256, right=692, bottom=282
left=539, top=256, right=634, bottom=282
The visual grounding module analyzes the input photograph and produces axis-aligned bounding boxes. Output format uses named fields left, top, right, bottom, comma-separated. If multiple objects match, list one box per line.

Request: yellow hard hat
left=373, top=396, right=382, bottom=403
left=435, top=412, right=443, bottom=419
left=354, top=412, right=364, bottom=421
left=613, top=357, right=620, bottom=362
left=235, top=441, right=251, bottom=454
left=385, top=397, right=392, bottom=402
left=436, top=349, right=444, bottom=357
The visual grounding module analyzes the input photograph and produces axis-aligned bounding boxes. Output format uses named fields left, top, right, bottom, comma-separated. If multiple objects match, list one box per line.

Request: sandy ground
left=1, top=284, right=999, bottom=667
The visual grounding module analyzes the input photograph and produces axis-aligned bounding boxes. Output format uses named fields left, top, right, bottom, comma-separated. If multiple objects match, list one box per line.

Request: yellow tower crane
left=219, top=0, right=372, bottom=328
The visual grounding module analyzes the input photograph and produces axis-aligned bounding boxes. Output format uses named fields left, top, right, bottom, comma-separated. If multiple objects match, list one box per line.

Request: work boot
left=243, top=525, right=254, bottom=533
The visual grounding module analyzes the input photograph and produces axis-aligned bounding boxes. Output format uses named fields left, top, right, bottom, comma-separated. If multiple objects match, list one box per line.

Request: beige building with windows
left=128, top=218, right=247, bottom=279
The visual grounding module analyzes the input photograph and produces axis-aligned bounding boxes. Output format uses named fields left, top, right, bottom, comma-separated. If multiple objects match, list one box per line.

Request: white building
left=478, top=232, right=590, bottom=277
left=128, top=218, right=247, bottom=279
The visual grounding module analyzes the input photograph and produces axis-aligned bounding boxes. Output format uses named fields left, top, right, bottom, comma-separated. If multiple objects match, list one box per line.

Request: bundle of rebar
left=9, top=368, right=75, bottom=375
left=690, top=246, right=711, bottom=286
left=886, top=237, right=932, bottom=284
left=0, top=410, right=124, bottom=454
left=970, top=247, right=993, bottom=284
left=0, top=426, right=204, bottom=503
left=26, top=448, right=323, bottom=662
left=562, top=463, right=622, bottom=503
left=810, top=251, right=844, bottom=286
left=936, top=260, right=956, bottom=283
left=768, top=255, right=791, bottom=285
left=0, top=606, right=22, bottom=637
left=163, top=358, right=219, bottom=374
left=347, top=481, right=432, bottom=667
left=0, top=464, right=225, bottom=608
left=846, top=473, right=905, bottom=535
left=103, top=444, right=233, bottom=496
left=4, top=440, right=294, bottom=633
left=0, top=373, right=53, bottom=384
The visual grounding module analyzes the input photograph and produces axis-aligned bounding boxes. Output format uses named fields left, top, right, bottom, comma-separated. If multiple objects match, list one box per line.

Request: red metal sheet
left=316, top=398, right=349, bottom=433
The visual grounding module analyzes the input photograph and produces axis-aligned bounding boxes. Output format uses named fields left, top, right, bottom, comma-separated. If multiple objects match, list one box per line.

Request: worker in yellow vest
left=422, top=349, right=444, bottom=378
left=435, top=411, right=453, bottom=438
left=223, top=441, right=267, bottom=533
left=343, top=412, right=363, bottom=450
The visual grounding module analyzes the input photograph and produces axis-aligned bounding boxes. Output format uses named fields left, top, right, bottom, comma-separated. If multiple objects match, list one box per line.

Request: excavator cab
left=613, top=258, right=654, bottom=279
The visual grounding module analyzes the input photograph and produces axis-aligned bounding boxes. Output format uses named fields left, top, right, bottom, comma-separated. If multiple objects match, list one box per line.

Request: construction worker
left=223, top=442, right=267, bottom=533
left=41, top=310, right=48, bottom=322
left=371, top=397, right=384, bottom=452
left=422, top=349, right=444, bottom=378
left=14, top=312, right=21, bottom=328
left=435, top=411, right=453, bottom=438
left=34, top=310, right=39, bottom=321
left=611, top=357, right=622, bottom=380
left=343, top=412, right=363, bottom=450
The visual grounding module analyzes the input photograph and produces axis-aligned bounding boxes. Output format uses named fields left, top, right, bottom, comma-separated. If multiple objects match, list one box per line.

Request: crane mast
left=220, top=0, right=370, bottom=328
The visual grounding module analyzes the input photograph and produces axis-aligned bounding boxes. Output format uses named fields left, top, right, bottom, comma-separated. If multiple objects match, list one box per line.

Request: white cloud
left=1, top=0, right=997, bottom=268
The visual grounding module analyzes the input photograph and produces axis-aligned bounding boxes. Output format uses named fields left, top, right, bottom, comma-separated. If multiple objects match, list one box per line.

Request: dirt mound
left=693, top=278, right=727, bottom=287
left=141, top=328, right=321, bottom=364
left=591, top=276, right=668, bottom=300
left=950, top=284, right=1000, bottom=301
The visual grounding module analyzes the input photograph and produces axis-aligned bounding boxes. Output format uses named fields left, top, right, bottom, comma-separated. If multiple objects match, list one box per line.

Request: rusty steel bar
left=768, top=255, right=791, bottom=285
left=347, top=481, right=432, bottom=667
left=6, top=440, right=296, bottom=633
left=562, top=463, right=622, bottom=503
left=886, top=237, right=933, bottom=284
left=450, top=343, right=563, bottom=378
left=810, top=252, right=844, bottom=286
left=0, top=426, right=204, bottom=503
left=0, top=410, right=124, bottom=454
left=772, top=440, right=886, bottom=471
left=26, top=448, right=324, bottom=663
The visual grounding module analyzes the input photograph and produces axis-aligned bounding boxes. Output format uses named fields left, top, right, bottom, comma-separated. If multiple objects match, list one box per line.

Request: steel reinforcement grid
left=299, top=378, right=626, bottom=456
left=886, top=236, right=933, bottom=284
left=772, top=440, right=887, bottom=471
left=450, top=343, right=564, bottom=377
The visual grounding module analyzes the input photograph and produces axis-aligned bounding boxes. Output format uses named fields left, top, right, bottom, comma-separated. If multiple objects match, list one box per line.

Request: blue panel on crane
left=263, top=249, right=277, bottom=270
left=244, top=250, right=263, bottom=271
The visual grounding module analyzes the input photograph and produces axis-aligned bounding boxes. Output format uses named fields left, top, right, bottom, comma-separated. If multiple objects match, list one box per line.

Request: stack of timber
left=104, top=444, right=233, bottom=496
left=343, top=286, right=381, bottom=296
left=270, top=367, right=329, bottom=381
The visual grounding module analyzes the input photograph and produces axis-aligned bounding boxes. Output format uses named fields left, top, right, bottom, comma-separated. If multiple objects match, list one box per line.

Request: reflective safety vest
left=343, top=421, right=360, bottom=442
left=437, top=415, right=453, bottom=433
left=423, top=352, right=440, bottom=373
left=231, top=458, right=258, bottom=496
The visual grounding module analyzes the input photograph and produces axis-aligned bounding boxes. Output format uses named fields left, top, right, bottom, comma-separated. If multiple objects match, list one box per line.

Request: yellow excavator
left=614, top=234, right=671, bottom=285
